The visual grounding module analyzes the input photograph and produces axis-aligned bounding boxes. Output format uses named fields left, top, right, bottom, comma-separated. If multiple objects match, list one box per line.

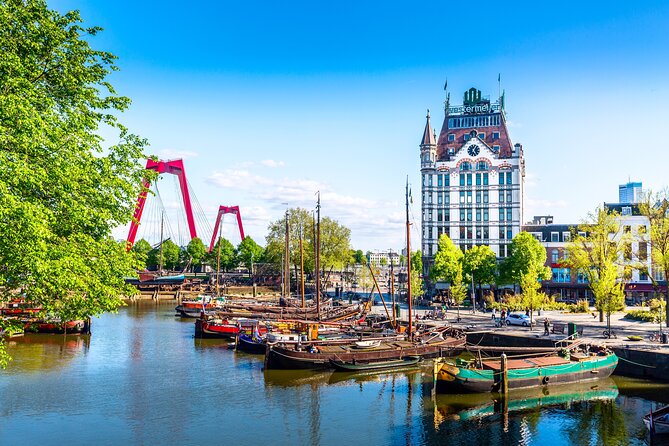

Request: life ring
left=542, top=376, right=550, bottom=385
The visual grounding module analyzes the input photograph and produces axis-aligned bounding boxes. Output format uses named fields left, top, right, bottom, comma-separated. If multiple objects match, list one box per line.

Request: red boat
left=0, top=299, right=41, bottom=317
left=195, top=318, right=268, bottom=339
left=24, top=319, right=90, bottom=334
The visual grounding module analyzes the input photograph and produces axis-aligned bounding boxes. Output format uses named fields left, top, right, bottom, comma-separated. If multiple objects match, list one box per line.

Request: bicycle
left=603, top=329, right=617, bottom=339
left=648, top=332, right=663, bottom=342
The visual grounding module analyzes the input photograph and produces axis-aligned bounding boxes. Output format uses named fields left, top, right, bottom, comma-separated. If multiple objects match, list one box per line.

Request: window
left=563, top=232, right=571, bottom=242
left=427, top=193, right=432, bottom=204
left=640, top=271, right=648, bottom=281
left=483, top=227, right=489, bottom=239
left=552, top=268, right=571, bottom=283
left=467, top=191, right=472, bottom=203
left=467, top=209, right=472, bottom=221
left=506, top=191, right=512, bottom=203
left=460, top=226, right=466, bottom=239
left=500, top=227, right=505, bottom=240
left=476, top=228, right=481, bottom=239
left=551, top=249, right=559, bottom=263
left=624, top=242, right=632, bottom=260
left=422, top=174, right=427, bottom=186
left=492, top=145, right=500, bottom=152
left=532, top=233, right=541, bottom=241
left=577, top=272, right=588, bottom=283
left=444, top=210, right=450, bottom=222
left=493, top=132, right=500, bottom=140
left=506, top=172, right=512, bottom=185
left=476, top=173, right=481, bottom=186
left=459, top=191, right=465, bottom=204
left=448, top=148, right=455, bottom=156
left=507, top=227, right=513, bottom=240
left=499, top=173, right=505, bottom=185
left=499, top=190, right=504, bottom=203
left=437, top=210, right=443, bottom=222
left=622, top=206, right=632, bottom=216
left=460, top=174, right=465, bottom=186
left=428, top=175, right=433, bottom=186
left=464, top=134, right=471, bottom=141
left=477, top=161, right=488, bottom=171
left=460, top=209, right=465, bottom=221
left=476, top=209, right=481, bottom=221
left=499, top=208, right=505, bottom=222
left=639, top=242, right=648, bottom=261
left=437, top=175, right=443, bottom=187
left=437, top=194, right=443, bottom=205
left=448, top=134, right=455, bottom=142
left=483, top=209, right=489, bottom=221
left=467, top=227, right=473, bottom=239
left=506, top=208, right=512, bottom=221
left=578, top=231, right=586, bottom=237
left=476, top=191, right=481, bottom=203
left=624, top=225, right=631, bottom=233
left=551, top=232, right=559, bottom=242
left=483, top=191, right=489, bottom=203
left=467, top=174, right=472, bottom=186
left=483, top=173, right=489, bottom=185
left=638, top=225, right=647, bottom=235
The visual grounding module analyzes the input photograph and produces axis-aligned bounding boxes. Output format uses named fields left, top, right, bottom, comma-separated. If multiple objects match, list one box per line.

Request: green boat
left=435, top=351, right=618, bottom=393
left=330, top=355, right=421, bottom=372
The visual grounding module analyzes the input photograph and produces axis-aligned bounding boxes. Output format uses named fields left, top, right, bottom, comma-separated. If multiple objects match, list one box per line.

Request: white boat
left=354, top=340, right=381, bottom=349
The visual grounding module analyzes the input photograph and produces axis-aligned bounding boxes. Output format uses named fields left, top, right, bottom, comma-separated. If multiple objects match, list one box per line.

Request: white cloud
left=261, top=159, right=286, bottom=168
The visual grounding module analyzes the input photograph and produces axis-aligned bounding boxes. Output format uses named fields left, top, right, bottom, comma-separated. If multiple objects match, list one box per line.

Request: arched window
left=460, top=162, right=472, bottom=171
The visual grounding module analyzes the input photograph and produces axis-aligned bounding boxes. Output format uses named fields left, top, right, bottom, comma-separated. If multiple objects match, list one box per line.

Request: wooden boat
left=195, top=318, right=267, bottom=339
left=24, top=319, right=89, bottom=334
left=435, top=351, right=618, bottom=393
left=330, top=355, right=421, bottom=372
left=236, top=334, right=266, bottom=354
left=644, top=404, right=669, bottom=434
left=265, top=336, right=465, bottom=370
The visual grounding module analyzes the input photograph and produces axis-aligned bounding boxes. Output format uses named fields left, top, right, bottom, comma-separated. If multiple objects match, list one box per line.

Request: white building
left=367, top=250, right=400, bottom=266
left=420, top=86, right=525, bottom=270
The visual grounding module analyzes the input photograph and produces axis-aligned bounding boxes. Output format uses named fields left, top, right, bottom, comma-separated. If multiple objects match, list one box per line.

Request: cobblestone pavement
left=372, top=305, right=669, bottom=350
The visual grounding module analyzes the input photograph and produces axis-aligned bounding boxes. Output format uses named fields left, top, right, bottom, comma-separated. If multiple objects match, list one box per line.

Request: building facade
left=619, top=181, right=643, bottom=204
left=420, top=86, right=525, bottom=271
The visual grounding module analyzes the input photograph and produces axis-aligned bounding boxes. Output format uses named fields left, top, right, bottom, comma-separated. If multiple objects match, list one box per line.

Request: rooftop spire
left=421, top=109, right=436, bottom=146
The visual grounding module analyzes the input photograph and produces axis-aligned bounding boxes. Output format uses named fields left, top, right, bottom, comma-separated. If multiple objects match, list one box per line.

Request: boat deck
left=318, top=340, right=415, bottom=354
left=481, top=356, right=570, bottom=371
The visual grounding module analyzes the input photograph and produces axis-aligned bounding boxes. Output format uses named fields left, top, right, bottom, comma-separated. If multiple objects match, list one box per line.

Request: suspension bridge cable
left=187, top=178, right=214, bottom=243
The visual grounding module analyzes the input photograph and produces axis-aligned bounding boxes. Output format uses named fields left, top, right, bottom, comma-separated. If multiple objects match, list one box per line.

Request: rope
left=617, top=356, right=657, bottom=368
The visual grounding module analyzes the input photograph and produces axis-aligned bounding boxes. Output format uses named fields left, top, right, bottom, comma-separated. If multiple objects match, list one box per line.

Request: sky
left=53, top=0, right=669, bottom=252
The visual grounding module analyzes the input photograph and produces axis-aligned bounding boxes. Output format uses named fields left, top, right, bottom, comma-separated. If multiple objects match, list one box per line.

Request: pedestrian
left=544, top=318, right=550, bottom=336
left=500, top=308, right=506, bottom=322
left=491, top=308, right=497, bottom=320
left=525, top=307, right=530, bottom=317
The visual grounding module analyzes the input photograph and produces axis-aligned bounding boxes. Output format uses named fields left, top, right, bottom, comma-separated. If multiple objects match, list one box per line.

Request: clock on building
left=467, top=144, right=480, bottom=157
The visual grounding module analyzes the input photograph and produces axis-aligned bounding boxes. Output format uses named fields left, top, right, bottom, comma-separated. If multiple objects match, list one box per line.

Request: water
left=1, top=302, right=668, bottom=445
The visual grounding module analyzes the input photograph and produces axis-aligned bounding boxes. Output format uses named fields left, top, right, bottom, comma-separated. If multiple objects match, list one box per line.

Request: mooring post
left=500, top=353, right=509, bottom=396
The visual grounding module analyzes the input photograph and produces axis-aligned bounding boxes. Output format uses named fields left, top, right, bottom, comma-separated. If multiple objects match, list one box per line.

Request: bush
left=568, top=300, right=591, bottom=313
left=624, top=310, right=656, bottom=322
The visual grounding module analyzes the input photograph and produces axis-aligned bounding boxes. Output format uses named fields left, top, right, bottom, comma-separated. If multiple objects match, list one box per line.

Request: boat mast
left=158, top=210, right=164, bottom=276
left=284, top=209, right=290, bottom=299
left=300, top=225, right=305, bottom=308
left=390, top=250, right=396, bottom=327
left=315, top=192, right=321, bottom=320
left=405, top=177, right=413, bottom=339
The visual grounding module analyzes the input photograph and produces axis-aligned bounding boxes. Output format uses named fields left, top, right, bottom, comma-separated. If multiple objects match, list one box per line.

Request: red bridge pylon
left=209, top=206, right=245, bottom=252
left=126, top=158, right=197, bottom=250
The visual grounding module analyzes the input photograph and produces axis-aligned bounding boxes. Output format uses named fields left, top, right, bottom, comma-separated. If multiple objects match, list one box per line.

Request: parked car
left=505, top=313, right=533, bottom=327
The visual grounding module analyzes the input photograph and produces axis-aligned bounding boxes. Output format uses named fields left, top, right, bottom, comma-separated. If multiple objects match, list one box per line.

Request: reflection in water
left=2, top=303, right=669, bottom=446
left=4, top=334, right=90, bottom=373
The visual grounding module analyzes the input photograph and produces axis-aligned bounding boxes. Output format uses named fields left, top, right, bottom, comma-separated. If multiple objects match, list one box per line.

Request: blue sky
left=54, top=0, right=669, bottom=251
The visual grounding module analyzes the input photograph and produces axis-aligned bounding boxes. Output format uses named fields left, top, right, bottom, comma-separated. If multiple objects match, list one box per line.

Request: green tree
left=430, top=235, right=466, bottom=319
left=380, top=257, right=388, bottom=266
left=0, top=0, right=149, bottom=365
left=566, top=207, right=630, bottom=333
left=409, top=250, right=424, bottom=299
left=520, top=263, right=548, bottom=328
left=132, top=239, right=152, bottom=269
left=208, top=237, right=237, bottom=271
left=319, top=216, right=352, bottom=277
left=639, top=190, right=669, bottom=327
left=353, top=249, right=365, bottom=264
left=237, top=236, right=264, bottom=273
left=499, top=232, right=551, bottom=286
left=462, top=245, right=497, bottom=304
left=186, top=237, right=207, bottom=271
left=160, top=240, right=180, bottom=270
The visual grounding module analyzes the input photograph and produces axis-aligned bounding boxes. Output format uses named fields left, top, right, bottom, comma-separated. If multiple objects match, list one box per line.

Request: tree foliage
left=207, top=237, right=237, bottom=271
left=500, top=232, right=551, bottom=285
left=237, top=236, right=264, bottom=272
left=132, top=239, right=152, bottom=269
left=410, top=250, right=424, bottom=298
left=430, top=234, right=463, bottom=284
left=186, top=237, right=207, bottom=269
left=638, top=190, right=669, bottom=327
left=353, top=249, right=365, bottom=264
left=463, top=245, right=497, bottom=301
left=520, top=263, right=548, bottom=328
left=566, top=207, right=629, bottom=331
left=0, top=0, right=147, bottom=344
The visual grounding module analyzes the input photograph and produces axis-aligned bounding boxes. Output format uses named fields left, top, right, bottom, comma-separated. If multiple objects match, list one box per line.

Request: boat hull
left=436, top=353, right=618, bottom=393
left=330, top=356, right=421, bottom=372
left=194, top=319, right=239, bottom=339
left=236, top=335, right=267, bottom=354
left=266, top=338, right=465, bottom=370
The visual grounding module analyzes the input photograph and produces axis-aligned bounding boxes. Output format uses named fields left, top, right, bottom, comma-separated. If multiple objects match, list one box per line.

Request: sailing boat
left=405, top=177, right=414, bottom=339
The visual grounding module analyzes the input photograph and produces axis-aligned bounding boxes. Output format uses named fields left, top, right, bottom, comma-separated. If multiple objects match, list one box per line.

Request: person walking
left=491, top=308, right=497, bottom=321
left=543, top=318, right=550, bottom=336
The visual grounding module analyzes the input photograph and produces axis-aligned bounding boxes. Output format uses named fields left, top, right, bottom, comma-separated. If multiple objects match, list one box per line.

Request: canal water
left=1, top=302, right=668, bottom=446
